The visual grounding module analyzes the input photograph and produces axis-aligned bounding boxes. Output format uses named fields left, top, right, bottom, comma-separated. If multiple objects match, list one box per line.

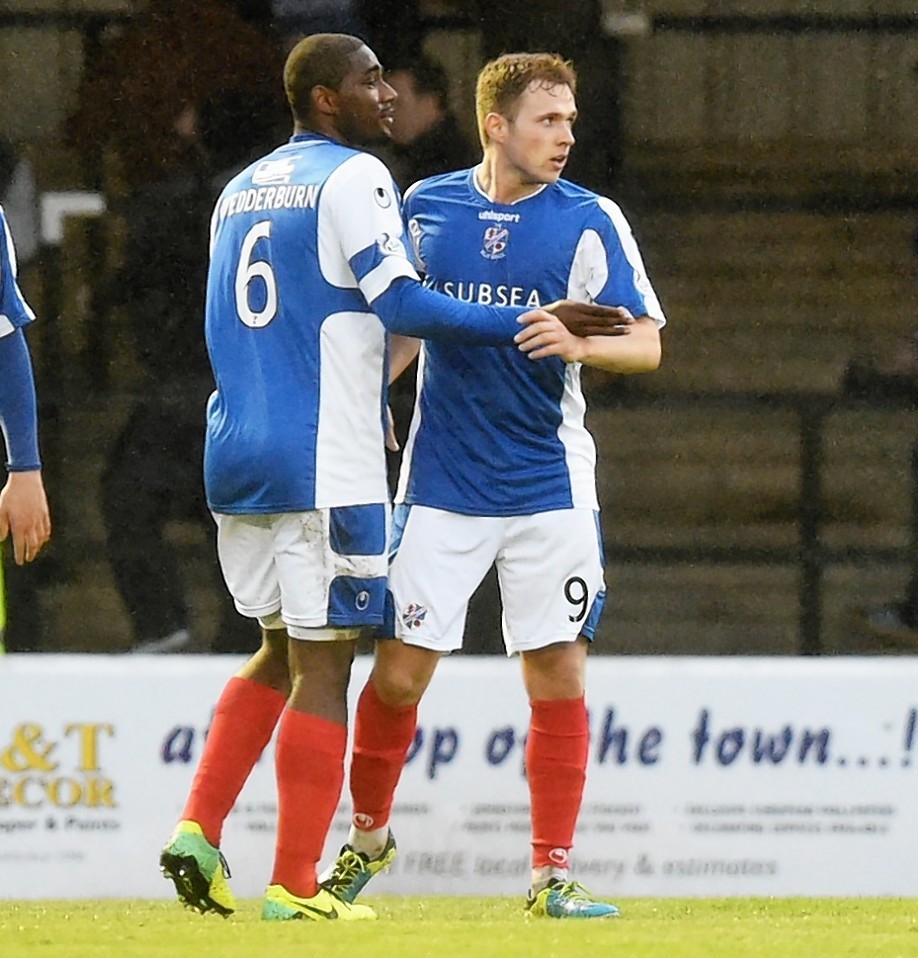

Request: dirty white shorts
left=214, top=504, right=389, bottom=639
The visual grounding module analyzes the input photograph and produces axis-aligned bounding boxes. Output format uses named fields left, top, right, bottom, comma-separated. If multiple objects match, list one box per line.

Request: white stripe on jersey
left=360, top=252, right=415, bottom=304
left=557, top=362, right=599, bottom=510
left=0, top=204, right=35, bottom=335
left=1, top=208, right=20, bottom=275
left=597, top=196, right=665, bottom=323
left=315, top=310, right=388, bottom=508
left=395, top=347, right=425, bottom=505
left=567, top=228, right=608, bottom=303
left=318, top=152, right=419, bottom=293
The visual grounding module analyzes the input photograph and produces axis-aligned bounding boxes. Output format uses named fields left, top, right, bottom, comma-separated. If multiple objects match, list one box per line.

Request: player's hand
left=0, top=470, right=52, bottom=565
left=515, top=310, right=586, bottom=363
left=543, top=300, right=635, bottom=338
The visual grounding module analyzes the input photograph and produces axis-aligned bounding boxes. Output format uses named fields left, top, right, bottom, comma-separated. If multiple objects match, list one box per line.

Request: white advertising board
left=0, top=655, right=916, bottom=899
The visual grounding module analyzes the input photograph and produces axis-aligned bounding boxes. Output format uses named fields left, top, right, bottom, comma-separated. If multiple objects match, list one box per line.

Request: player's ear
left=484, top=111, right=508, bottom=145
left=311, top=84, right=338, bottom=118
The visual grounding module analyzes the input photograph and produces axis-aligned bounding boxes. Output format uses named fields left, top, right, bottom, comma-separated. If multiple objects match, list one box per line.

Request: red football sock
left=349, top=680, right=418, bottom=832
left=527, top=696, right=589, bottom=870
left=271, top=709, right=348, bottom=898
left=182, top=676, right=286, bottom=846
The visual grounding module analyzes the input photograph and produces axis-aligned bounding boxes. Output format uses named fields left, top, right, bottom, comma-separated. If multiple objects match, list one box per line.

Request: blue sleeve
left=0, top=328, right=41, bottom=471
left=371, top=277, right=526, bottom=345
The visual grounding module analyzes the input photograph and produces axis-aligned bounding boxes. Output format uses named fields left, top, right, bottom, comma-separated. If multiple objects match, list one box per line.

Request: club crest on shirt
left=480, top=225, right=509, bottom=260
left=402, top=603, right=428, bottom=630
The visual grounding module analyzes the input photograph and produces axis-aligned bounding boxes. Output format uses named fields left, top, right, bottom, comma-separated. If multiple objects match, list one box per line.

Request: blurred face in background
left=385, top=69, right=444, bottom=146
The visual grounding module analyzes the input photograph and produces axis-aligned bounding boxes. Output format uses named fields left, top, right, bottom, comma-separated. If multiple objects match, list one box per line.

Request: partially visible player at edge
left=322, top=52, right=664, bottom=919
left=158, top=34, right=627, bottom=923
left=0, top=204, right=50, bottom=567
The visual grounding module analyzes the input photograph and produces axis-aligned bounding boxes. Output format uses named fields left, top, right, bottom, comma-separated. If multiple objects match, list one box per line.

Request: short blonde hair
left=475, top=52, right=577, bottom=149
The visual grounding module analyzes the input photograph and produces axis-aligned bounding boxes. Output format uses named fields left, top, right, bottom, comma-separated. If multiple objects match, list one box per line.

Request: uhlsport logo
left=353, top=812, right=375, bottom=829
left=355, top=590, right=370, bottom=612
left=481, top=225, right=509, bottom=260
left=402, top=603, right=428, bottom=630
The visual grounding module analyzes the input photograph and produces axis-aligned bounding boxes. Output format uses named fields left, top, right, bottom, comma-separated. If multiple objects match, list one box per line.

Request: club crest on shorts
left=480, top=225, right=509, bottom=260
left=402, top=603, right=428, bottom=630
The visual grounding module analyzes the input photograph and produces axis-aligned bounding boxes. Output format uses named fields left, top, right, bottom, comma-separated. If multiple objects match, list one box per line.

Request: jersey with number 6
left=203, top=134, right=418, bottom=514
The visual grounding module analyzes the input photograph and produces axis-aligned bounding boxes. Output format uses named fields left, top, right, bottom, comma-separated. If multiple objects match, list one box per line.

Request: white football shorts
left=387, top=504, right=606, bottom=655
left=214, top=504, right=389, bottom=640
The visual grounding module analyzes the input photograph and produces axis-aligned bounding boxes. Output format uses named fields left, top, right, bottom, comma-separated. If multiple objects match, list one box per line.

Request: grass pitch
left=3, top=897, right=917, bottom=958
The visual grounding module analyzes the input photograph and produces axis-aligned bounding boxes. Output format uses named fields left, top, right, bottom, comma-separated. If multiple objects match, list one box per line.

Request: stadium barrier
left=1, top=654, right=916, bottom=899
left=596, top=390, right=918, bottom=655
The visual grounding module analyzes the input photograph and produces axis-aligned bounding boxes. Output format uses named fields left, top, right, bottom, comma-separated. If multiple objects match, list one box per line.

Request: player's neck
left=292, top=120, right=358, bottom=149
left=475, top=155, right=543, bottom=206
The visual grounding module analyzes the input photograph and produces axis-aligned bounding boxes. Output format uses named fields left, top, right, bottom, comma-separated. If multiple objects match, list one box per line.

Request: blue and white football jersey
left=398, top=169, right=666, bottom=517
left=0, top=205, right=36, bottom=339
left=204, top=134, right=419, bottom=514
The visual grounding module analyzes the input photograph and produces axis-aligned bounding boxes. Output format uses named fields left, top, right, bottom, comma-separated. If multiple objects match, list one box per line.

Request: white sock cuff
left=348, top=823, right=390, bottom=858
